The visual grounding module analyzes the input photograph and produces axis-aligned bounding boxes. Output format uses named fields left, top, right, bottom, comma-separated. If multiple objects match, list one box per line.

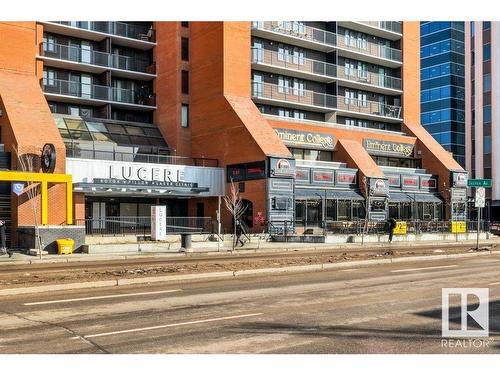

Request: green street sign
left=467, top=179, right=492, bottom=188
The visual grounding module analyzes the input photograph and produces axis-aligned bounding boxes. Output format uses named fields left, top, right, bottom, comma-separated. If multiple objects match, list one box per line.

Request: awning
left=389, top=192, right=443, bottom=203
left=295, top=189, right=364, bottom=200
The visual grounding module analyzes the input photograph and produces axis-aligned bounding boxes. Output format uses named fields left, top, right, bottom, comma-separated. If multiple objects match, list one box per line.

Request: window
left=181, top=37, right=189, bottom=61
left=181, top=104, right=189, bottom=127
left=69, top=106, right=80, bottom=116
left=43, top=69, right=56, bottom=86
left=181, top=21, right=189, bottom=27
left=483, top=105, right=492, bottom=123
left=278, top=108, right=305, bottom=119
left=484, top=136, right=492, bottom=154
left=43, top=34, right=55, bottom=53
left=345, top=118, right=356, bottom=126
left=483, top=21, right=491, bottom=30
left=483, top=43, right=491, bottom=61
left=181, top=70, right=189, bottom=94
left=483, top=73, right=491, bottom=92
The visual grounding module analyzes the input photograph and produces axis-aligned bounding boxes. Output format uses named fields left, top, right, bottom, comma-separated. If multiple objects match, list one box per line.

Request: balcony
left=336, top=67, right=402, bottom=94
left=338, top=21, right=402, bottom=41
left=41, top=21, right=155, bottom=50
left=252, top=81, right=335, bottom=112
left=251, top=48, right=402, bottom=93
left=43, top=79, right=156, bottom=110
left=251, top=21, right=336, bottom=52
left=39, top=43, right=156, bottom=80
left=335, top=96, right=402, bottom=122
left=251, top=82, right=402, bottom=121
left=336, top=34, right=402, bottom=67
left=251, top=48, right=336, bottom=83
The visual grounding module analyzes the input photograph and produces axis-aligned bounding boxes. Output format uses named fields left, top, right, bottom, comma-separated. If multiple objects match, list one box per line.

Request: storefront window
left=295, top=200, right=305, bottom=225
left=389, top=203, right=399, bottom=219
left=289, top=148, right=334, bottom=161
left=337, top=200, right=351, bottom=221
left=306, top=199, right=322, bottom=226
left=401, top=202, right=412, bottom=220
left=352, top=201, right=365, bottom=220
left=326, top=199, right=337, bottom=221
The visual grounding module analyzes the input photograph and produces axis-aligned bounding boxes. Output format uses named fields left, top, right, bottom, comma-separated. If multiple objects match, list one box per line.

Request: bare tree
left=223, top=179, right=247, bottom=252
left=12, top=146, right=43, bottom=259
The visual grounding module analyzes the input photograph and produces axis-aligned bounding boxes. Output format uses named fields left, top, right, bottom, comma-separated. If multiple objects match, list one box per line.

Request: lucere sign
left=363, top=139, right=414, bottom=158
left=274, top=128, right=335, bottom=150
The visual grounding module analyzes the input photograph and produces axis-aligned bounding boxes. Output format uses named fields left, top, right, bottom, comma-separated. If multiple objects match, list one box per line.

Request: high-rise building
left=465, top=21, right=499, bottom=219
left=0, top=22, right=468, bottom=251
left=420, top=22, right=466, bottom=167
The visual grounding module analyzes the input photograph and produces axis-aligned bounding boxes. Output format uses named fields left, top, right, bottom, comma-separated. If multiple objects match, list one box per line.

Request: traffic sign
left=475, top=187, right=485, bottom=208
left=467, top=179, right=492, bottom=188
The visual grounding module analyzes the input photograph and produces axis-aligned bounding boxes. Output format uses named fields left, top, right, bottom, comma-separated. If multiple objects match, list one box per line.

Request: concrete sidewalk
left=0, top=236, right=498, bottom=266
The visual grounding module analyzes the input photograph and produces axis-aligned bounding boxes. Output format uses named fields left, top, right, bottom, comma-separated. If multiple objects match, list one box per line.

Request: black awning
left=389, top=192, right=443, bottom=203
left=295, top=188, right=364, bottom=200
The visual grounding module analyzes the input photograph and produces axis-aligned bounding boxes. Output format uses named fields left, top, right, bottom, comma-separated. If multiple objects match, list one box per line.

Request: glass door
left=252, top=39, right=263, bottom=63
left=81, top=74, right=92, bottom=99
left=69, top=73, right=81, bottom=97
left=252, top=73, right=263, bottom=96
left=69, top=40, right=80, bottom=63
left=81, top=41, right=91, bottom=64
left=92, top=202, right=106, bottom=230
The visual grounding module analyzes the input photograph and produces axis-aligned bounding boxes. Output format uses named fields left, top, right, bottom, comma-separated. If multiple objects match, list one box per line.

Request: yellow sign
left=393, top=221, right=407, bottom=235
left=451, top=221, right=466, bottom=233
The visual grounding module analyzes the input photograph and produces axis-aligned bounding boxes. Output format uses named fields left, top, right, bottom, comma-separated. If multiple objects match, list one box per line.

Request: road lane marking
left=71, top=312, right=263, bottom=339
left=24, top=289, right=182, bottom=306
left=489, top=281, right=500, bottom=286
left=341, top=269, right=358, bottom=272
left=390, top=265, right=458, bottom=273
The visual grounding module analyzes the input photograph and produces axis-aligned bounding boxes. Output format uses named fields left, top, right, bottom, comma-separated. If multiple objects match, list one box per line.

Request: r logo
left=442, top=288, right=489, bottom=338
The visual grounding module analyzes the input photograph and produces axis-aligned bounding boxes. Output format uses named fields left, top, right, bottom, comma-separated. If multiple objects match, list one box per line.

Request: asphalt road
left=0, top=254, right=499, bottom=354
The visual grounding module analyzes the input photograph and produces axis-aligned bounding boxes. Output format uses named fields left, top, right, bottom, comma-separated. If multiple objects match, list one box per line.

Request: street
left=0, top=253, right=499, bottom=354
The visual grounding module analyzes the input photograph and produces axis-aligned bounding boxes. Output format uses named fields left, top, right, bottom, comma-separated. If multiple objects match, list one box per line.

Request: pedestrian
left=235, top=220, right=245, bottom=247
left=0, top=220, right=12, bottom=258
left=386, top=217, right=397, bottom=243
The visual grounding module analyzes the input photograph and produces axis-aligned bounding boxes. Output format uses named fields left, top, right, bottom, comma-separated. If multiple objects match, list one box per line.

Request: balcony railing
left=336, top=67, right=402, bottom=90
left=41, top=43, right=155, bottom=74
left=251, top=48, right=336, bottom=79
left=337, top=34, right=402, bottom=62
left=251, top=82, right=402, bottom=119
left=251, top=21, right=337, bottom=47
left=336, top=96, right=402, bottom=119
left=252, top=81, right=335, bottom=109
left=358, top=21, right=402, bottom=34
left=43, top=78, right=156, bottom=107
left=51, top=21, right=155, bottom=42
left=251, top=48, right=402, bottom=90
left=66, top=142, right=219, bottom=167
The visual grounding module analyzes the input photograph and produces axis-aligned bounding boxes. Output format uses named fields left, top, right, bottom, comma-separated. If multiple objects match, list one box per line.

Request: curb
left=0, top=240, right=497, bottom=267
left=1, top=250, right=498, bottom=297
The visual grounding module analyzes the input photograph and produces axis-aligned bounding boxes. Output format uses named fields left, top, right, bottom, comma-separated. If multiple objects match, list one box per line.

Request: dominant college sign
left=363, top=139, right=414, bottom=157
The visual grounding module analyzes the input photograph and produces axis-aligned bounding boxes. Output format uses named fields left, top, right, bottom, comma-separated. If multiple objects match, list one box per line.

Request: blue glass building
left=420, top=22, right=466, bottom=167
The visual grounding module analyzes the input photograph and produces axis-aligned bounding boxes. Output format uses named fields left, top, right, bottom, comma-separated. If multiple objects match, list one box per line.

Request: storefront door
left=92, top=202, right=106, bottom=229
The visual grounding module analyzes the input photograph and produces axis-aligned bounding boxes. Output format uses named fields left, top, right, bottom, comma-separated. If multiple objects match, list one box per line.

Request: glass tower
left=420, top=21, right=466, bottom=167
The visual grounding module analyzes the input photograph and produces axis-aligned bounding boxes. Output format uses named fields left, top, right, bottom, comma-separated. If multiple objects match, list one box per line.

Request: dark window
left=196, top=202, right=204, bottom=217
left=181, top=70, right=189, bottom=94
left=181, top=21, right=189, bottom=28
left=181, top=37, right=189, bottom=61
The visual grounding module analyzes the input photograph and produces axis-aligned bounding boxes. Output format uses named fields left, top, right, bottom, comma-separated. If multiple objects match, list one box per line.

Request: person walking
left=0, top=220, right=12, bottom=257
left=386, top=217, right=397, bottom=243
left=235, top=220, right=245, bottom=247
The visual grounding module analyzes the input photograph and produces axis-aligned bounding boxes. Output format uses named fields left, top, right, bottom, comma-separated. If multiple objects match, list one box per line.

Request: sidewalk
left=0, top=236, right=498, bottom=266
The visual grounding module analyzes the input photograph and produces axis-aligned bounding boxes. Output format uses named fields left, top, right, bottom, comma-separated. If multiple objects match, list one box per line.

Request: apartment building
left=465, top=21, right=500, bottom=219
left=0, top=21, right=467, bottom=250
left=420, top=22, right=466, bottom=167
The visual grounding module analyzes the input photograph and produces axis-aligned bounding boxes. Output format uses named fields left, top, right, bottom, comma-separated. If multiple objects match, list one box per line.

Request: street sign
left=467, top=179, right=492, bottom=188
left=475, top=187, right=486, bottom=208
